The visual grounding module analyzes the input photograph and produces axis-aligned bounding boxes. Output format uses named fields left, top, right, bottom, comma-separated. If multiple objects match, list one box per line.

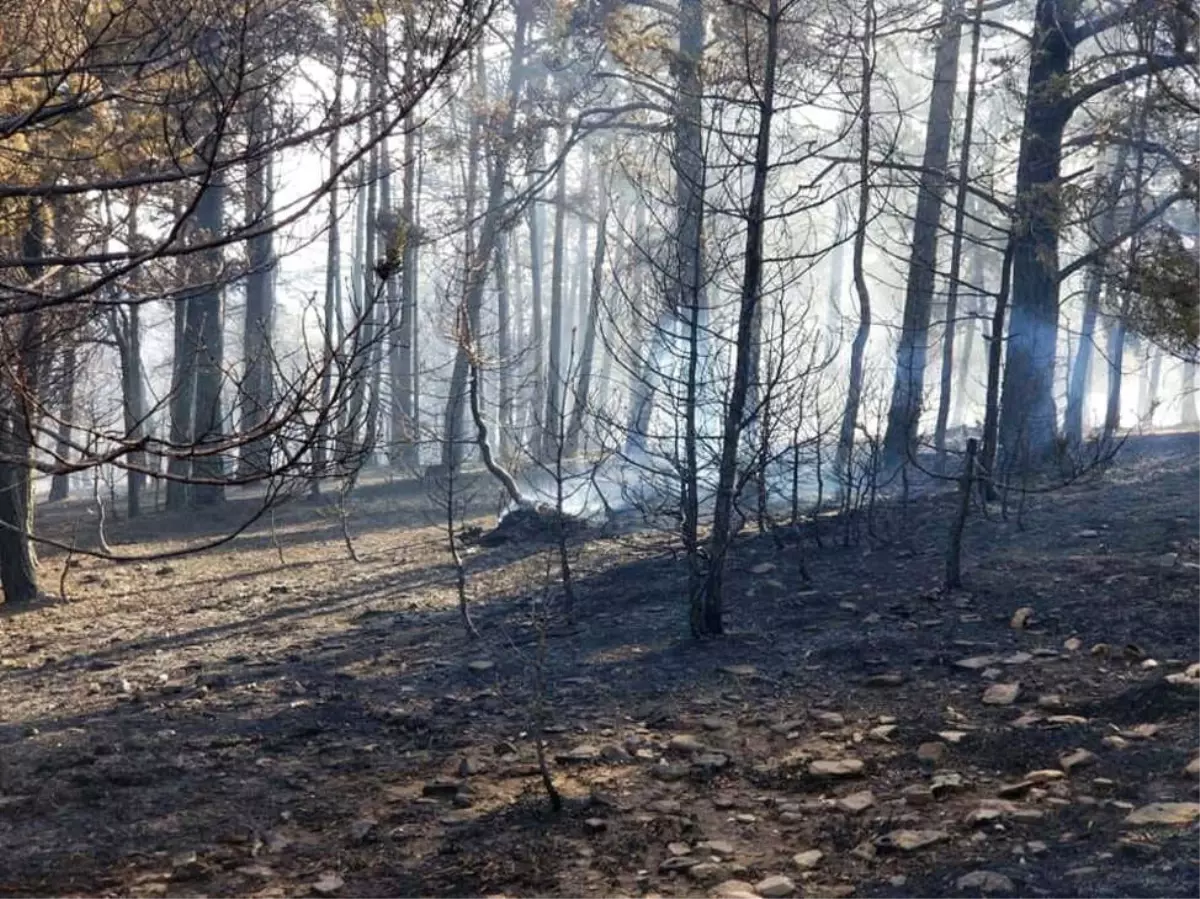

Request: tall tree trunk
left=238, top=102, right=276, bottom=479
left=441, top=47, right=486, bottom=470
left=188, top=163, right=227, bottom=507
left=527, top=199, right=546, bottom=453
left=542, top=120, right=570, bottom=459
left=699, top=0, right=778, bottom=637
left=1064, top=142, right=1129, bottom=444
left=1182, top=361, right=1199, bottom=427
left=566, top=173, right=609, bottom=456
left=883, top=0, right=964, bottom=466
left=48, top=342, right=76, bottom=502
left=442, top=0, right=529, bottom=476
left=0, top=202, right=45, bottom=604
left=166, top=278, right=193, bottom=510
left=933, top=0, right=982, bottom=459
left=834, top=1, right=876, bottom=489
left=980, top=237, right=1017, bottom=490
left=315, top=26, right=343, bottom=493
left=393, top=26, right=419, bottom=469
left=345, top=99, right=381, bottom=469
left=1141, top=345, right=1162, bottom=425
left=495, top=231, right=514, bottom=458
left=998, top=0, right=1072, bottom=466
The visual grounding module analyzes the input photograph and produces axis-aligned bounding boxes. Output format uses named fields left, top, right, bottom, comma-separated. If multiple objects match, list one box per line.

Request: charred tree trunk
left=933, top=0, right=981, bottom=459
left=542, top=120, right=570, bottom=461
left=698, top=0, right=778, bottom=637
left=1065, top=142, right=1129, bottom=445
left=834, top=3, right=876, bottom=491
left=315, top=28, right=344, bottom=492
left=238, top=112, right=276, bottom=480
left=48, top=341, right=76, bottom=502
left=566, top=173, right=609, bottom=456
left=0, top=203, right=45, bottom=604
left=187, top=164, right=227, bottom=507
left=998, top=0, right=1072, bottom=466
left=883, top=0, right=963, bottom=467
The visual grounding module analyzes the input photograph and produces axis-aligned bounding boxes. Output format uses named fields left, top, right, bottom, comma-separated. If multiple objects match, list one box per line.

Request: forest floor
left=0, top=432, right=1197, bottom=899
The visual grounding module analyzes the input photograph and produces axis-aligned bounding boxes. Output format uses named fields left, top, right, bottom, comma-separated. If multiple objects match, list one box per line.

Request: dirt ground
left=0, top=433, right=1197, bottom=898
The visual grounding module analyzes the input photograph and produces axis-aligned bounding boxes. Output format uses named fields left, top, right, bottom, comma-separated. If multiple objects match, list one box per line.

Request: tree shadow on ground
left=1, top=433, right=1196, bottom=897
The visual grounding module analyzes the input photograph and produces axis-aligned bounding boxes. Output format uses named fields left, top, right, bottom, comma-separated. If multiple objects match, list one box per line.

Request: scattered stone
left=813, top=711, right=846, bottom=727
left=557, top=744, right=601, bottom=763
left=734, top=813, right=757, bottom=824
left=660, top=856, right=700, bottom=873
left=1124, top=802, right=1200, bottom=826
left=837, top=790, right=874, bottom=814
left=1140, top=658, right=1159, bottom=670
left=719, top=665, right=759, bottom=677
left=600, top=744, right=632, bottom=763
left=710, top=880, right=757, bottom=899
left=755, top=874, right=797, bottom=897
left=863, top=673, right=905, bottom=687
left=1010, top=607, right=1034, bottom=629
left=669, top=734, right=706, bottom=754
left=997, top=781, right=1035, bottom=799
left=751, top=562, right=776, bottom=575
left=1102, top=734, right=1129, bottom=750
left=421, top=778, right=462, bottom=798
left=694, top=752, right=730, bottom=772
left=851, top=841, right=878, bottom=861
left=466, top=660, right=494, bottom=672
left=809, top=758, right=864, bottom=777
left=1036, top=694, right=1065, bottom=710
left=875, top=829, right=948, bottom=852
left=938, top=730, right=968, bottom=744
left=1059, top=749, right=1097, bottom=772
left=917, top=742, right=946, bottom=765
left=702, top=840, right=736, bottom=858
left=1026, top=840, right=1048, bottom=855
left=584, top=818, right=607, bottom=833
left=1045, top=714, right=1088, bottom=726
left=1064, top=637, right=1082, bottom=652
left=792, top=850, right=823, bottom=870
left=701, top=717, right=728, bottom=732
left=689, top=863, right=729, bottom=884
left=1076, top=529, right=1099, bottom=538
left=349, top=817, right=377, bottom=841
left=901, top=784, right=934, bottom=806
left=653, top=762, right=691, bottom=781
left=1121, top=723, right=1159, bottom=740
left=1090, top=643, right=1111, bottom=657
left=867, top=724, right=898, bottom=742
left=955, top=655, right=996, bottom=670
left=981, top=667, right=1003, bottom=680
left=1066, top=867, right=1097, bottom=878
left=648, top=799, right=684, bottom=815
left=931, top=772, right=966, bottom=797
left=238, top=865, right=276, bottom=879
left=311, top=873, right=344, bottom=895
left=982, top=683, right=1020, bottom=705
left=1153, top=552, right=1178, bottom=569
left=956, top=871, right=1015, bottom=894
left=1001, top=652, right=1033, bottom=665
left=1185, top=757, right=1199, bottom=777
left=667, top=842, right=692, bottom=856
left=966, top=799, right=1019, bottom=825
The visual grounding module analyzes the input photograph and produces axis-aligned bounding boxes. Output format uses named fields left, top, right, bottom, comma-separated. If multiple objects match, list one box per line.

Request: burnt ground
left=0, top=432, right=1197, bottom=899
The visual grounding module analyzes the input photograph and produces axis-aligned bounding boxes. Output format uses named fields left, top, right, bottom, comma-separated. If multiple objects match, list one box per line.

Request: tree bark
left=699, top=0, right=779, bottom=637
left=999, top=0, right=1071, bottom=465
left=882, top=0, right=963, bottom=467
left=1064, top=142, right=1129, bottom=444
left=834, top=1, right=876, bottom=490
left=238, top=102, right=276, bottom=480
left=48, top=341, right=76, bottom=502
left=566, top=172, right=609, bottom=456
left=542, top=120, right=569, bottom=459
left=933, top=0, right=981, bottom=460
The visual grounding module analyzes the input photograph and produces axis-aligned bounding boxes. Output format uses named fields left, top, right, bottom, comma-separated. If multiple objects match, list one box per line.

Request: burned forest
left=0, top=0, right=1198, bottom=896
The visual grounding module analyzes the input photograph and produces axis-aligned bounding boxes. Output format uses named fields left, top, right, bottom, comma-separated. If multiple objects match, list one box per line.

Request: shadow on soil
left=1, top=433, right=1197, bottom=897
